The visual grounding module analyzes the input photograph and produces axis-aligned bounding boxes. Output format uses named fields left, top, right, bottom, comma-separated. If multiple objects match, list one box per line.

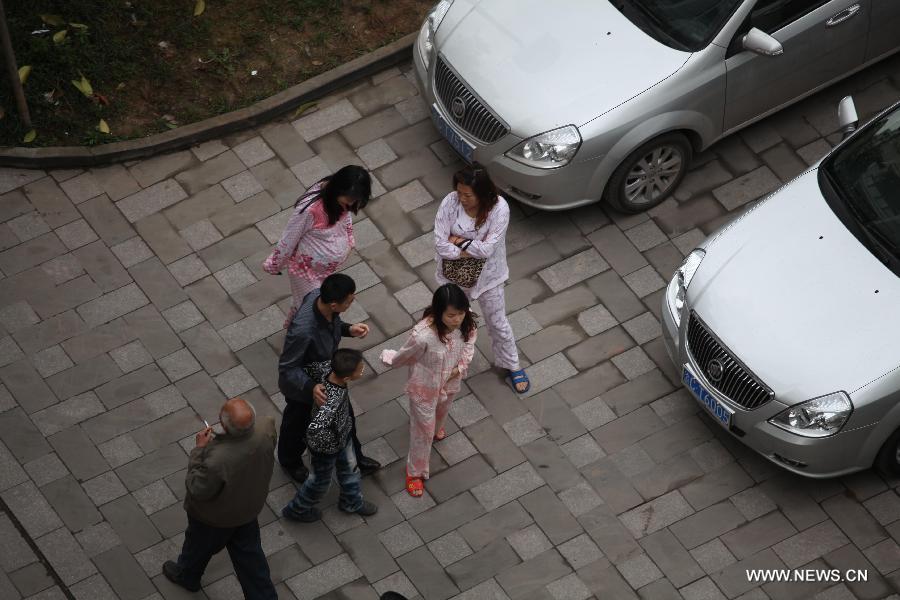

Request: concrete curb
left=0, top=33, right=417, bottom=169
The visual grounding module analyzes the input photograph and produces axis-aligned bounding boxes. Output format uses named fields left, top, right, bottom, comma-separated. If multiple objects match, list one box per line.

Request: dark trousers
left=283, top=440, right=363, bottom=517
left=175, top=516, right=276, bottom=600
left=277, top=395, right=363, bottom=469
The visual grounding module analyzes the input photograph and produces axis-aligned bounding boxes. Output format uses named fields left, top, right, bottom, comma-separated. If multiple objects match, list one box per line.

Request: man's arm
left=185, top=446, right=224, bottom=501
left=279, top=321, right=315, bottom=395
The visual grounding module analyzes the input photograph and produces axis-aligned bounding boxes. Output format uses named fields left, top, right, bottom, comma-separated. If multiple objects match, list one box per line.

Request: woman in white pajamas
left=433, top=163, right=530, bottom=394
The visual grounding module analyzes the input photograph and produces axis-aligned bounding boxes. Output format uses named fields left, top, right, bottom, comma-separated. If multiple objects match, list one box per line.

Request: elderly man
left=163, top=398, right=277, bottom=599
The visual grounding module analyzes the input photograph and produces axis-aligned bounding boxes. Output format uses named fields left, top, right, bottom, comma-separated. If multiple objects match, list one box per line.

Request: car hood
left=690, top=170, right=900, bottom=401
left=437, top=0, right=690, bottom=135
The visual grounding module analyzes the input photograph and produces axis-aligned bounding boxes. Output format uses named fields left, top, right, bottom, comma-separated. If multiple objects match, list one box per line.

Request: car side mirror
left=837, top=96, right=859, bottom=139
left=742, top=27, right=784, bottom=56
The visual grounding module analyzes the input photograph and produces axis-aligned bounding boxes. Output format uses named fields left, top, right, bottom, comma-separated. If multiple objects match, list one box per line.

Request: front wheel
left=876, top=427, right=900, bottom=477
left=604, top=133, right=692, bottom=214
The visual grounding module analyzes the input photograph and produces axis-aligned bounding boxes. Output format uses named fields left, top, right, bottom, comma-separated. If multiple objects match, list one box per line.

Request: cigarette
left=203, top=419, right=211, bottom=429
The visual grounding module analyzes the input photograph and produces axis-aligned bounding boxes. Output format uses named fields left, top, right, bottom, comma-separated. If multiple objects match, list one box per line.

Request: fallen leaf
left=69, top=22, right=88, bottom=30
left=71, top=74, right=93, bottom=97
left=95, top=93, right=110, bottom=105
left=18, top=65, right=31, bottom=84
left=97, top=119, right=110, bottom=134
left=39, top=14, right=65, bottom=26
left=52, top=29, right=67, bottom=43
left=193, top=0, right=205, bottom=16
left=116, top=82, right=126, bottom=91
left=291, top=102, right=317, bottom=119
left=312, top=60, right=323, bottom=66
left=23, top=130, right=36, bottom=143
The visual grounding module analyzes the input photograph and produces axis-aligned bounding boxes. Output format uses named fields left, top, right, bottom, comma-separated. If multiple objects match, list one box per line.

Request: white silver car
left=662, top=97, right=900, bottom=478
left=413, top=0, right=900, bottom=212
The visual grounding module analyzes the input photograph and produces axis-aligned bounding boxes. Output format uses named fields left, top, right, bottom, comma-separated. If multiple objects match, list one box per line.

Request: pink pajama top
left=381, top=318, right=477, bottom=399
left=262, top=182, right=355, bottom=282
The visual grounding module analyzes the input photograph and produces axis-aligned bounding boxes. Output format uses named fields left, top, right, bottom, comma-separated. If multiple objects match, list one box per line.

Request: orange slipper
left=433, top=429, right=446, bottom=441
left=406, top=474, right=424, bottom=497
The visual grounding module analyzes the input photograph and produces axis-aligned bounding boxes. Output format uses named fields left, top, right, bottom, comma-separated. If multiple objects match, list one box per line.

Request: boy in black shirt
left=281, top=349, right=378, bottom=522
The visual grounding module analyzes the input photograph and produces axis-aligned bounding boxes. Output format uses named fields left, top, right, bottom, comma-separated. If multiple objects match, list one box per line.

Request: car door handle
left=825, top=4, right=861, bottom=27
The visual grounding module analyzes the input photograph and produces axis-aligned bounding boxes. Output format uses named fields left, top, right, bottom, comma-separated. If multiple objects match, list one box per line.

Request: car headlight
left=665, top=249, right=705, bottom=328
left=506, top=125, right=582, bottom=169
left=769, top=392, right=853, bottom=438
left=417, top=0, right=453, bottom=69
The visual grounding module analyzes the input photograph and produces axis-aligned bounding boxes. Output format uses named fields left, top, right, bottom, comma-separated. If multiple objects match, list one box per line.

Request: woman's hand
left=448, top=235, right=466, bottom=246
left=262, top=254, right=281, bottom=275
left=448, top=367, right=460, bottom=380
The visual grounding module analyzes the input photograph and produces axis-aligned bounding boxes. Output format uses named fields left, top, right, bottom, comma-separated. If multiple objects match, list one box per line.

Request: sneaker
left=358, top=456, right=381, bottom=477
left=341, top=500, right=378, bottom=516
left=281, top=506, right=321, bottom=523
left=283, top=464, right=309, bottom=483
left=162, top=561, right=201, bottom=592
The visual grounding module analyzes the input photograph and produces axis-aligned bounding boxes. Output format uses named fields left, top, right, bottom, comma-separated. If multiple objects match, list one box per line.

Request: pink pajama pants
left=287, top=275, right=324, bottom=322
left=407, top=389, right=455, bottom=479
left=473, top=284, right=520, bottom=371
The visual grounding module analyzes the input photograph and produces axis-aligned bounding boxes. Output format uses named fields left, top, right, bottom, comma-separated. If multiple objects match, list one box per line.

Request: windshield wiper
left=823, top=169, right=899, bottom=264
left=629, top=0, right=690, bottom=50
left=613, top=0, right=689, bottom=51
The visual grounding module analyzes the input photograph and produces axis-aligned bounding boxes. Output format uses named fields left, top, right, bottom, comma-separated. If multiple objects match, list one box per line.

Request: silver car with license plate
left=662, top=97, right=900, bottom=478
left=413, top=0, right=900, bottom=213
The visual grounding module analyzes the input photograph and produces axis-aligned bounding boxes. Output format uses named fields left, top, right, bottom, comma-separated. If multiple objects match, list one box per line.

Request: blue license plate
left=683, top=367, right=733, bottom=428
left=431, top=104, right=475, bottom=163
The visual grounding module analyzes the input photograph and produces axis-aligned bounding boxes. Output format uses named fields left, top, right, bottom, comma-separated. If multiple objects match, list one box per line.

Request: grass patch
left=0, top=0, right=431, bottom=147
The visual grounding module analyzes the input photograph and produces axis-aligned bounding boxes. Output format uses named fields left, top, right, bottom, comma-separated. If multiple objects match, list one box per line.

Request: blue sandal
left=507, top=369, right=531, bottom=394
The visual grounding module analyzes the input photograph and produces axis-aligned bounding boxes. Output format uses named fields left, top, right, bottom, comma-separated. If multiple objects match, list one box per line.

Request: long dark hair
left=298, top=165, right=372, bottom=226
left=452, top=161, right=498, bottom=229
left=423, top=284, right=478, bottom=343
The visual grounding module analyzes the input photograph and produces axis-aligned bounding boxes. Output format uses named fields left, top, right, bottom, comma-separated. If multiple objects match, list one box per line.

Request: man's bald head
left=220, top=398, right=256, bottom=435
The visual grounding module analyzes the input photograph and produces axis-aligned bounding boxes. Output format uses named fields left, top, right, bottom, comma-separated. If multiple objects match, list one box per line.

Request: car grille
left=686, top=312, right=774, bottom=410
left=434, top=56, right=508, bottom=144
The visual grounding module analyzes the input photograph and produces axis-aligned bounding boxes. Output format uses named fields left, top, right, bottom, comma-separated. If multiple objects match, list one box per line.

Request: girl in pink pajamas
left=381, top=284, right=477, bottom=497
left=263, top=165, right=371, bottom=326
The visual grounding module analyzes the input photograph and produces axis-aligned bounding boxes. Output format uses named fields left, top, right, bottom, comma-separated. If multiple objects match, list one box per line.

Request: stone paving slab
left=1, top=56, right=900, bottom=600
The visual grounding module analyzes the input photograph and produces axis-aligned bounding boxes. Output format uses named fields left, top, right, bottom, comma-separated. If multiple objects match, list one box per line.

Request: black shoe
left=162, top=560, right=201, bottom=592
left=281, top=506, right=321, bottom=523
left=342, top=500, right=378, bottom=516
left=358, top=456, right=381, bottom=477
left=284, top=464, right=309, bottom=483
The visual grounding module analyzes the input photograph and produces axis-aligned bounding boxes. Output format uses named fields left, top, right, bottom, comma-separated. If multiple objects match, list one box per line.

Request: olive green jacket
left=183, top=416, right=277, bottom=528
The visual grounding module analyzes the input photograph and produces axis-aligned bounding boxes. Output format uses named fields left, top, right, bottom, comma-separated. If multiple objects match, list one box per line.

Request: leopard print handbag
left=441, top=215, right=487, bottom=288
left=442, top=254, right=486, bottom=288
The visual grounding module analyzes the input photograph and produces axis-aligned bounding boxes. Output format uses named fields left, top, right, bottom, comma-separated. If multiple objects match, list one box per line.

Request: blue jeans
left=283, top=439, right=363, bottom=516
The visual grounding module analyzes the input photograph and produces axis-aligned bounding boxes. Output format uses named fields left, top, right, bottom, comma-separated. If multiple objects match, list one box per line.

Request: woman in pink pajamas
left=381, top=284, right=477, bottom=497
left=434, top=163, right=530, bottom=393
left=263, top=165, right=371, bottom=326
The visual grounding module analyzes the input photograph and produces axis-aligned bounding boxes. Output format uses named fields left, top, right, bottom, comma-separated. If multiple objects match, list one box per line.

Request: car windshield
left=611, top=0, right=744, bottom=51
left=823, top=107, right=900, bottom=261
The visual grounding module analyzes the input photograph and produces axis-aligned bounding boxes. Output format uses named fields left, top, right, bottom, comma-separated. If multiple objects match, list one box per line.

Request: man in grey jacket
left=163, top=398, right=277, bottom=599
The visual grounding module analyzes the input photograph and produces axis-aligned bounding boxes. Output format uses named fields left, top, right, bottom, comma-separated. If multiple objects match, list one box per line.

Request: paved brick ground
left=1, top=54, right=900, bottom=600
